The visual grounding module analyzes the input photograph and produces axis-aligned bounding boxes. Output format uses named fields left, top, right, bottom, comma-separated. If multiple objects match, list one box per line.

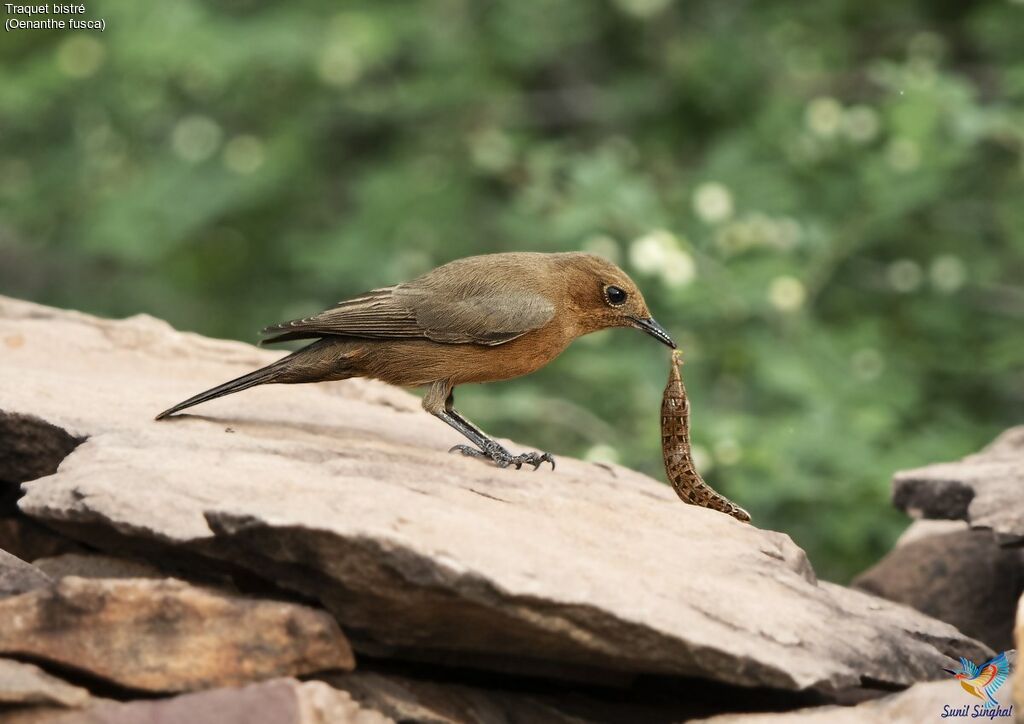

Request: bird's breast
left=330, top=322, right=576, bottom=388
left=446, top=328, right=573, bottom=384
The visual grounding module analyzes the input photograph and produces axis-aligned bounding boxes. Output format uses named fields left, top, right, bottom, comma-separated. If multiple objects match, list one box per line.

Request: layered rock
left=18, top=678, right=389, bottom=724
left=0, top=296, right=989, bottom=700
left=0, top=658, right=90, bottom=709
left=32, top=553, right=165, bottom=581
left=0, top=576, right=354, bottom=693
left=859, top=429, right=1024, bottom=664
left=854, top=523, right=1024, bottom=651
left=0, top=549, right=52, bottom=597
left=322, top=671, right=588, bottom=724
left=0, top=410, right=83, bottom=491
left=320, top=669, right=824, bottom=723
left=0, top=516, right=85, bottom=563
left=893, top=426, right=1024, bottom=543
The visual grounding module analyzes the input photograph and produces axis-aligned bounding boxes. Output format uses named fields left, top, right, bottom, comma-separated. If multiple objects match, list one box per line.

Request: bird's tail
left=983, top=688, right=1000, bottom=709
left=155, top=345, right=309, bottom=420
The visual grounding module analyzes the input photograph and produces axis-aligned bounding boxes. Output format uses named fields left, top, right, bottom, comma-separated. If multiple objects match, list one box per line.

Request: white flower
left=692, top=182, right=734, bottom=224
left=171, top=116, right=223, bottom=163
left=929, top=255, right=966, bottom=293
left=842, top=106, right=880, bottom=143
left=805, top=97, right=843, bottom=138
left=768, top=276, right=806, bottom=311
left=318, top=42, right=361, bottom=87
left=661, top=248, right=696, bottom=287
left=223, top=135, right=265, bottom=175
left=629, top=229, right=677, bottom=274
left=57, top=36, right=105, bottom=78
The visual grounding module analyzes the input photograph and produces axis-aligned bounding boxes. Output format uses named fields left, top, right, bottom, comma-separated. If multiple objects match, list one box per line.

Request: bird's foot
left=449, top=443, right=556, bottom=471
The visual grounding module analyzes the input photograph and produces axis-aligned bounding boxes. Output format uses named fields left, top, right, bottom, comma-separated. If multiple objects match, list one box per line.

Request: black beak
left=942, top=669, right=956, bottom=676
left=631, top=317, right=676, bottom=349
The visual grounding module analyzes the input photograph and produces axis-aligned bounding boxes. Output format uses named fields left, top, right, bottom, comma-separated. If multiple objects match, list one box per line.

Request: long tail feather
left=155, top=356, right=291, bottom=420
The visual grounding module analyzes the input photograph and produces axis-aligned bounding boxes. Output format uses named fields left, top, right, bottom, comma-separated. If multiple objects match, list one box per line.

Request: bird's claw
left=448, top=444, right=555, bottom=471
left=514, top=451, right=556, bottom=471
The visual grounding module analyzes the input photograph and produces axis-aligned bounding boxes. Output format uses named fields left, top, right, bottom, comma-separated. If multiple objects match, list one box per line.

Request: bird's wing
left=960, top=657, right=981, bottom=679
left=974, top=666, right=997, bottom=688
left=261, top=286, right=418, bottom=343
left=261, top=281, right=555, bottom=346
left=978, top=652, right=1010, bottom=695
left=395, top=284, right=555, bottom=344
left=980, top=652, right=1010, bottom=674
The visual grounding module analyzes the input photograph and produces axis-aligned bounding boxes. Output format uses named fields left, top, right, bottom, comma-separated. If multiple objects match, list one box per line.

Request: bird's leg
left=438, top=409, right=556, bottom=470
left=433, top=391, right=555, bottom=470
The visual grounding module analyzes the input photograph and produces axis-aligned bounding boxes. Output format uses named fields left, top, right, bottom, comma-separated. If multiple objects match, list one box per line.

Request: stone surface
left=325, top=671, right=617, bottom=723
left=0, top=296, right=990, bottom=697
left=0, top=576, right=354, bottom=693
left=0, top=658, right=90, bottom=708
left=0, top=410, right=82, bottom=488
left=854, top=526, right=1024, bottom=651
left=694, top=677, right=1016, bottom=723
left=893, top=519, right=968, bottom=548
left=893, top=426, right=1024, bottom=543
left=32, top=552, right=165, bottom=580
left=320, top=670, right=814, bottom=724
left=0, top=548, right=52, bottom=597
left=0, top=515, right=86, bottom=562
left=16, top=678, right=391, bottom=724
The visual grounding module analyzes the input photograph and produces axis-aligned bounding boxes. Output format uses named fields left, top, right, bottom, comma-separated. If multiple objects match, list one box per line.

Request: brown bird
left=156, top=252, right=676, bottom=469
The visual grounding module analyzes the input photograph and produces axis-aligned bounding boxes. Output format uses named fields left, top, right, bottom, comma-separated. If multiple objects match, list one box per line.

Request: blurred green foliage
left=2, top=0, right=1023, bottom=581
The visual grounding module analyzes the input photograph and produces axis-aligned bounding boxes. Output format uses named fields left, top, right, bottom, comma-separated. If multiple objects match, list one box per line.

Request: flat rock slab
left=20, top=678, right=391, bottom=724
left=0, top=658, right=90, bottom=708
left=1, top=296, right=989, bottom=696
left=0, top=576, right=354, bottom=693
left=893, top=426, right=1024, bottom=543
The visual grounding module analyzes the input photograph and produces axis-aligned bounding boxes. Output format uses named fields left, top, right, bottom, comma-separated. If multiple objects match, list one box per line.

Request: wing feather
left=978, top=652, right=1010, bottom=695
left=960, top=657, right=981, bottom=678
left=261, top=267, right=556, bottom=346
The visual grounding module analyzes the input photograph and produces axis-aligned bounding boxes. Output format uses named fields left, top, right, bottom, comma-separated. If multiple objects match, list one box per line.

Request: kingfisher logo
left=940, top=651, right=1013, bottom=719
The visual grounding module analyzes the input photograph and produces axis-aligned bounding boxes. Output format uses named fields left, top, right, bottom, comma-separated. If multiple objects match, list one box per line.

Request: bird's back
left=261, top=252, right=597, bottom=346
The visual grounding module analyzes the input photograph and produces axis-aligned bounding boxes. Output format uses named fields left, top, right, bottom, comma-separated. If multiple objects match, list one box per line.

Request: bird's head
left=943, top=658, right=972, bottom=679
left=560, top=253, right=676, bottom=348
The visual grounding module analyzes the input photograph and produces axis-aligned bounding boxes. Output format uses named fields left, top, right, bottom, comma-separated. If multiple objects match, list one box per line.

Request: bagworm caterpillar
left=662, top=350, right=751, bottom=523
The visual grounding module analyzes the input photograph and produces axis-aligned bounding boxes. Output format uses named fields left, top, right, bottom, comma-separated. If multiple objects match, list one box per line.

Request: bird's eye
left=604, top=285, right=628, bottom=306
